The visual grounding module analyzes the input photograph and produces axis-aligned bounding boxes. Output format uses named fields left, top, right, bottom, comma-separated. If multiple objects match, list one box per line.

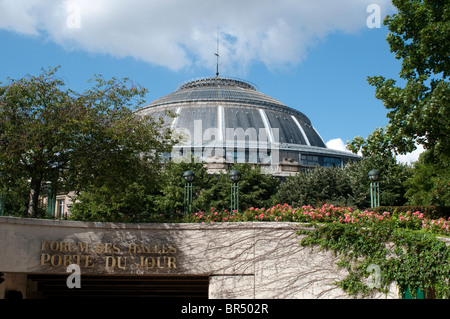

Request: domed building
left=136, top=76, right=359, bottom=175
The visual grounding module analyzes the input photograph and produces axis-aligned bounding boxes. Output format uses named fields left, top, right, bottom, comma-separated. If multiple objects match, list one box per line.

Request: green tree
left=275, top=166, right=352, bottom=208
left=345, top=155, right=412, bottom=208
left=155, top=158, right=215, bottom=217
left=0, top=66, right=175, bottom=217
left=155, top=161, right=280, bottom=216
left=345, top=126, right=412, bottom=208
left=69, top=160, right=166, bottom=222
left=0, top=67, right=80, bottom=216
left=404, top=151, right=450, bottom=206
left=348, top=0, right=449, bottom=205
left=275, top=157, right=411, bottom=209
left=365, top=0, right=449, bottom=159
left=0, top=178, right=29, bottom=217
left=347, top=127, right=395, bottom=158
left=207, top=163, right=279, bottom=211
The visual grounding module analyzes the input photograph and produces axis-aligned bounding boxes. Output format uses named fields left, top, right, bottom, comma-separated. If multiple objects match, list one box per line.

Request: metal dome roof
left=136, top=76, right=360, bottom=170
left=143, top=77, right=312, bottom=126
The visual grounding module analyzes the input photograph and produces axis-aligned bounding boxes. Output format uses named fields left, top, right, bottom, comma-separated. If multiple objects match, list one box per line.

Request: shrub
left=371, top=205, right=450, bottom=220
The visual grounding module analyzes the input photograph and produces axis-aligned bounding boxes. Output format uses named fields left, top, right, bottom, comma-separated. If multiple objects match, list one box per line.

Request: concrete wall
left=0, top=216, right=398, bottom=299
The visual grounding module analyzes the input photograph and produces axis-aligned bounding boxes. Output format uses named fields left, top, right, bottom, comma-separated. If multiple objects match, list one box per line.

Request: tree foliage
left=345, top=155, right=412, bottom=208
left=405, top=151, right=450, bottom=206
left=0, top=66, right=176, bottom=217
left=0, top=67, right=77, bottom=216
left=68, top=160, right=166, bottom=222
left=275, top=166, right=352, bottom=208
left=299, top=218, right=450, bottom=298
left=275, top=157, right=411, bottom=209
left=348, top=0, right=449, bottom=206
left=347, top=127, right=395, bottom=158
left=154, top=161, right=279, bottom=217
left=349, top=0, right=449, bottom=158
left=153, top=158, right=215, bottom=217
left=373, top=0, right=450, bottom=159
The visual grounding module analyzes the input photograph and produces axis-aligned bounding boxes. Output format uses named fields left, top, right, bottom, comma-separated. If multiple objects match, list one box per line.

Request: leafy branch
left=298, top=220, right=450, bottom=298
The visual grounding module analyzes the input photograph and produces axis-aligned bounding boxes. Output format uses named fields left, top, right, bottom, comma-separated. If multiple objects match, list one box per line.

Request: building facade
left=0, top=216, right=400, bottom=299
left=136, top=77, right=360, bottom=176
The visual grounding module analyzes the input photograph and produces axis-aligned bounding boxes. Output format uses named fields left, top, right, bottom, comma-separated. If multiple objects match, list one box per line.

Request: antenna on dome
left=215, top=27, right=220, bottom=77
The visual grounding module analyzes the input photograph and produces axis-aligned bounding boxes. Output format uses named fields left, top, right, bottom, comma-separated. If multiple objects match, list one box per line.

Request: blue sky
left=0, top=1, right=421, bottom=163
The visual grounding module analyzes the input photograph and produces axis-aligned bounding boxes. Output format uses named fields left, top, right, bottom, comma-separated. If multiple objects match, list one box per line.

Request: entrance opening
left=27, top=274, right=209, bottom=299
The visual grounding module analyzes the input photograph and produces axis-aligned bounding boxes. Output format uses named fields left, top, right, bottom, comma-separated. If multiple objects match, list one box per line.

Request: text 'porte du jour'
left=39, top=240, right=179, bottom=271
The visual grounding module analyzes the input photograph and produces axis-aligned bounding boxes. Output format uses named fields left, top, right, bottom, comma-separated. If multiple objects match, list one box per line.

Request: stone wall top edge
left=0, top=216, right=304, bottom=231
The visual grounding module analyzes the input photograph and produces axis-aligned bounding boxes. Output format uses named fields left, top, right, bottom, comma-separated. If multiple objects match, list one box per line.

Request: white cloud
left=396, top=144, right=424, bottom=165
left=326, top=138, right=425, bottom=165
left=0, top=0, right=394, bottom=72
left=326, top=138, right=353, bottom=153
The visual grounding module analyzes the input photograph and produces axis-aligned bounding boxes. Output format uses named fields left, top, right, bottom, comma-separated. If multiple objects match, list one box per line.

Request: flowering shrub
left=421, top=216, right=450, bottom=235
left=186, top=203, right=450, bottom=236
left=185, top=207, right=240, bottom=223
left=184, top=203, right=450, bottom=297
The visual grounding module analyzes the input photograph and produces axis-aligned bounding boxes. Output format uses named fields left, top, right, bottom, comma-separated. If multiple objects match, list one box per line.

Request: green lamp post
left=368, top=169, right=380, bottom=208
left=183, top=170, right=195, bottom=215
left=46, top=181, right=56, bottom=217
left=229, top=170, right=241, bottom=212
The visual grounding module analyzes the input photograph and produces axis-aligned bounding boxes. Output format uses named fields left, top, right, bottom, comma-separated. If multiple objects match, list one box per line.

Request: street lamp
left=183, top=170, right=195, bottom=215
left=46, top=181, right=56, bottom=217
left=229, top=170, right=241, bottom=212
left=368, top=169, right=380, bottom=208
